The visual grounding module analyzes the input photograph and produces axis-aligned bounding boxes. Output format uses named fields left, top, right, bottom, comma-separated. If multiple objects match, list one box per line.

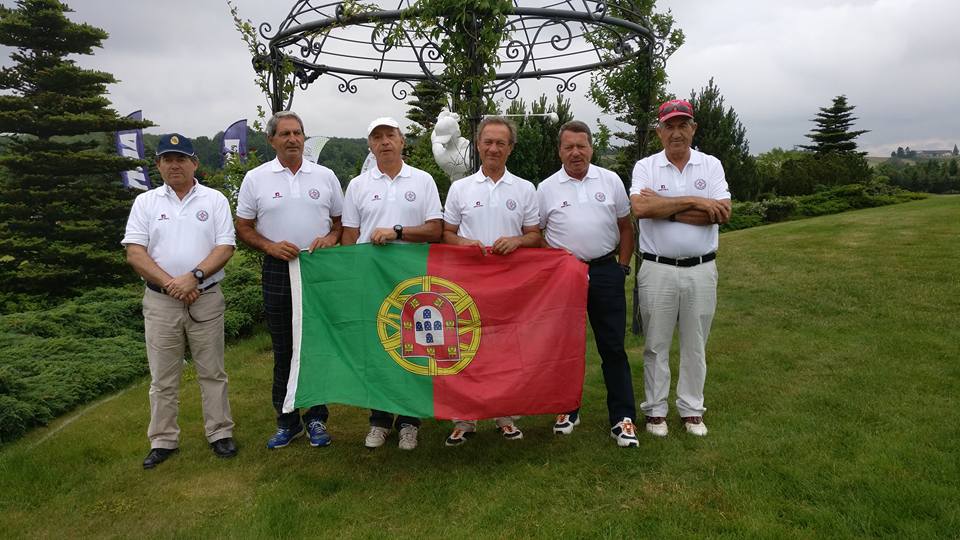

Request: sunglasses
left=659, top=102, right=693, bottom=117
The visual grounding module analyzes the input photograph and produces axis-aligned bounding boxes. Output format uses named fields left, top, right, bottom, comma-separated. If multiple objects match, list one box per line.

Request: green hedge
left=0, top=253, right=264, bottom=444
left=722, top=182, right=927, bottom=233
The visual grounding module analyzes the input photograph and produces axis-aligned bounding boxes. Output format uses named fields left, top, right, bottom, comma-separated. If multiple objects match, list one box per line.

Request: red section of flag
left=427, top=245, right=588, bottom=420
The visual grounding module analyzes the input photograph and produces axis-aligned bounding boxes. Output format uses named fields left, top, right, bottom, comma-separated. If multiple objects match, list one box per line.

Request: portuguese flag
left=283, top=243, right=588, bottom=420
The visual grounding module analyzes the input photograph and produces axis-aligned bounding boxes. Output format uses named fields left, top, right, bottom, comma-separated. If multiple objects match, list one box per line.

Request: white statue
left=431, top=109, right=470, bottom=181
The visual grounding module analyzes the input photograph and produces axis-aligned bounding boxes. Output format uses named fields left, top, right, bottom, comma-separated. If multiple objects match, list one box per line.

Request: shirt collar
left=370, top=162, right=411, bottom=181
left=270, top=156, right=313, bottom=174
left=558, top=163, right=599, bottom=183
left=655, top=148, right=702, bottom=168
left=474, top=168, right=516, bottom=185
left=162, top=179, right=199, bottom=199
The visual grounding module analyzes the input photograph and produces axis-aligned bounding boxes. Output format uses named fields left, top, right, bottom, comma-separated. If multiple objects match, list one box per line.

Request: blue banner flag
left=114, top=110, right=151, bottom=191
left=221, top=119, right=247, bottom=164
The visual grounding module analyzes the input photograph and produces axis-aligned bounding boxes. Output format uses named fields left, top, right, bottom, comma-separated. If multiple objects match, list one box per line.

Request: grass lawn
left=1, top=196, right=957, bottom=538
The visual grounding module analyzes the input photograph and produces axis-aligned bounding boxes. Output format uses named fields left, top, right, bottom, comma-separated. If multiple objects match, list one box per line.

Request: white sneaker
left=497, top=420, right=523, bottom=441
left=364, top=426, right=390, bottom=449
left=683, top=416, right=708, bottom=437
left=445, top=421, right=477, bottom=447
left=398, top=423, right=419, bottom=450
left=645, top=416, right=668, bottom=437
left=553, top=413, right=580, bottom=435
left=610, top=417, right=639, bottom=448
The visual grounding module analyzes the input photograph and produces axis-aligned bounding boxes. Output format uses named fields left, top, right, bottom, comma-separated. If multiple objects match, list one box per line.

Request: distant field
left=0, top=196, right=957, bottom=538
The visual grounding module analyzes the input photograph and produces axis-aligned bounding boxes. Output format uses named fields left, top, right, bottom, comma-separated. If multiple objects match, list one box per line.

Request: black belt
left=146, top=281, right=218, bottom=295
left=587, top=251, right=618, bottom=266
left=642, top=252, right=716, bottom=267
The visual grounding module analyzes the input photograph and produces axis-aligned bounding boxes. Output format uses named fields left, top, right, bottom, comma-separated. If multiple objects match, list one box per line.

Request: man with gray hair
left=441, top=116, right=540, bottom=446
left=236, top=111, right=345, bottom=449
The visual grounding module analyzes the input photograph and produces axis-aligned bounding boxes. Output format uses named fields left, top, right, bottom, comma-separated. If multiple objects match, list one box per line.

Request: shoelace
left=621, top=421, right=636, bottom=437
left=556, top=414, right=569, bottom=425
left=307, top=421, right=325, bottom=432
left=399, top=428, right=417, bottom=442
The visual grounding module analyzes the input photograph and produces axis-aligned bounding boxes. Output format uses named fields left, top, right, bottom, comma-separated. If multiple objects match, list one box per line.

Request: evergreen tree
left=688, top=78, right=759, bottom=200
left=799, top=95, right=869, bottom=155
left=404, top=80, right=448, bottom=135
left=953, top=143, right=958, bottom=156
left=0, top=0, right=151, bottom=307
left=505, top=94, right=573, bottom=183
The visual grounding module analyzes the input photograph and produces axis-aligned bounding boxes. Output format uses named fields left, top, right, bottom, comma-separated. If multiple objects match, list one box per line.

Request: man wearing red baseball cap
left=628, top=99, right=732, bottom=438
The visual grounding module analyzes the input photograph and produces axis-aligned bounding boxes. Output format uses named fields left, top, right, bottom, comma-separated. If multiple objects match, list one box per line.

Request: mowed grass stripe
left=1, top=196, right=957, bottom=538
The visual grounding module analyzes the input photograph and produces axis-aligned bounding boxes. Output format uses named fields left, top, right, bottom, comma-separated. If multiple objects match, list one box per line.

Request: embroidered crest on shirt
left=272, top=192, right=283, bottom=199
left=594, top=192, right=606, bottom=202
left=196, top=210, right=209, bottom=222
left=560, top=201, right=571, bottom=208
left=308, top=188, right=321, bottom=199
left=473, top=200, right=483, bottom=208
left=405, top=190, right=417, bottom=202
left=372, top=193, right=382, bottom=201
left=505, top=199, right=517, bottom=211
left=695, top=179, right=707, bottom=190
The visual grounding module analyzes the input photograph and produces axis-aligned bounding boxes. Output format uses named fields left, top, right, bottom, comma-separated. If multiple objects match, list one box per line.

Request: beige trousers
left=637, top=260, right=718, bottom=418
left=143, top=285, right=233, bottom=449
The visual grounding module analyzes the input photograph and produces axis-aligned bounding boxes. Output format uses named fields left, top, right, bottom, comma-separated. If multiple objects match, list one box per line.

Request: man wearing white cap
left=236, top=111, right=344, bottom=450
left=122, top=133, right=237, bottom=468
left=342, top=117, right=443, bottom=450
left=441, top=116, right=540, bottom=446
left=630, top=99, right=731, bottom=438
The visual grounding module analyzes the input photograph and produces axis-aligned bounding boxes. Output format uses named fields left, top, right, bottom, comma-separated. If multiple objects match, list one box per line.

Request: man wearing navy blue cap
left=122, top=133, right=238, bottom=468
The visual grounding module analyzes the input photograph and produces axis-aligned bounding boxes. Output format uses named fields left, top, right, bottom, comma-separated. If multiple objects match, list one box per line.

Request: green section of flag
left=295, top=243, right=435, bottom=417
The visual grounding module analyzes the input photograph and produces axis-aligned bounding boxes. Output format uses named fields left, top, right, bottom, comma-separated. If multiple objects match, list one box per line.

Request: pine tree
left=799, top=95, right=869, bottom=155
left=688, top=78, right=758, bottom=200
left=404, top=80, right=447, bottom=135
left=0, top=0, right=151, bottom=308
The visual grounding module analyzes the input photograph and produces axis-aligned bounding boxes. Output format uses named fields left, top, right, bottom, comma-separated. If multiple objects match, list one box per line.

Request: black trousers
left=369, top=410, right=421, bottom=430
left=263, top=255, right=328, bottom=430
left=568, top=259, right=638, bottom=426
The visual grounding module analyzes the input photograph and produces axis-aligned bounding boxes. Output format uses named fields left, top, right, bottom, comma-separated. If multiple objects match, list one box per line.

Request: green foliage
left=314, top=138, right=370, bottom=187
left=503, top=94, right=573, bottom=183
left=227, top=0, right=294, bottom=123
left=799, top=94, right=869, bottom=155
left=776, top=152, right=872, bottom=196
left=754, top=147, right=805, bottom=197
left=588, top=1, right=684, bottom=177
left=722, top=181, right=926, bottom=232
left=688, top=78, right=759, bottom=201
left=0, top=0, right=152, bottom=305
left=405, top=80, right=448, bottom=135
left=0, top=252, right=265, bottom=444
left=875, top=158, right=960, bottom=194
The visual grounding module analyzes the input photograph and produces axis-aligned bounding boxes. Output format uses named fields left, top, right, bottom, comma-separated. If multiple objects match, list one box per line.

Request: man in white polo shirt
left=236, top=111, right=344, bottom=450
left=122, top=133, right=237, bottom=469
left=441, top=116, right=540, bottom=446
left=630, top=99, right=731, bottom=438
left=342, top=116, right=443, bottom=450
left=538, top=120, right=639, bottom=448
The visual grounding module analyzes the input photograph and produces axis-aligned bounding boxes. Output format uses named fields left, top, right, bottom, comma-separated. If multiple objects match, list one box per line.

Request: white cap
left=367, top=117, right=400, bottom=136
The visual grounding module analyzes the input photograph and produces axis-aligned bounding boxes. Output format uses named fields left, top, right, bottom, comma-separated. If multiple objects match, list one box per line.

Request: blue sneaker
left=266, top=425, right=303, bottom=449
left=306, top=420, right=332, bottom=447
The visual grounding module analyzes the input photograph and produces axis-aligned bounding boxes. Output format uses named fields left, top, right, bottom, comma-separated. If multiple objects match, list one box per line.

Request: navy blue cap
left=156, top=133, right=195, bottom=157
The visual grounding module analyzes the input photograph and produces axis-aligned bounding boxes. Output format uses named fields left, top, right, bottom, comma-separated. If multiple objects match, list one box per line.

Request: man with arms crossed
left=537, top=120, right=640, bottom=448
left=441, top=116, right=540, bottom=446
left=123, top=133, right=237, bottom=468
left=342, top=117, right=443, bottom=450
left=630, top=99, right=731, bottom=437
left=236, top=111, right=344, bottom=449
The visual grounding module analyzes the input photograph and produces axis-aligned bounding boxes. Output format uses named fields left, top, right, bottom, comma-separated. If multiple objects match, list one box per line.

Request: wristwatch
left=192, top=267, right=205, bottom=284
left=393, top=224, right=403, bottom=240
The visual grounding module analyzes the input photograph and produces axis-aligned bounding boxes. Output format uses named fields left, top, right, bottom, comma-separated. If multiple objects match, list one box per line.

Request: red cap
left=658, top=99, right=694, bottom=122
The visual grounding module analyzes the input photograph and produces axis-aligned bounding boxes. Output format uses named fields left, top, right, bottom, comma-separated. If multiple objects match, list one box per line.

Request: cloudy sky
left=7, top=0, right=958, bottom=156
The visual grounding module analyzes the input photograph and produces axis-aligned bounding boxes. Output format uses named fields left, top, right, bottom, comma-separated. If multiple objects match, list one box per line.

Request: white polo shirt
left=121, top=180, right=235, bottom=284
left=443, top=168, right=539, bottom=245
left=537, top=164, right=630, bottom=261
left=630, top=149, right=730, bottom=258
left=236, top=157, right=343, bottom=250
left=342, top=162, right=443, bottom=244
